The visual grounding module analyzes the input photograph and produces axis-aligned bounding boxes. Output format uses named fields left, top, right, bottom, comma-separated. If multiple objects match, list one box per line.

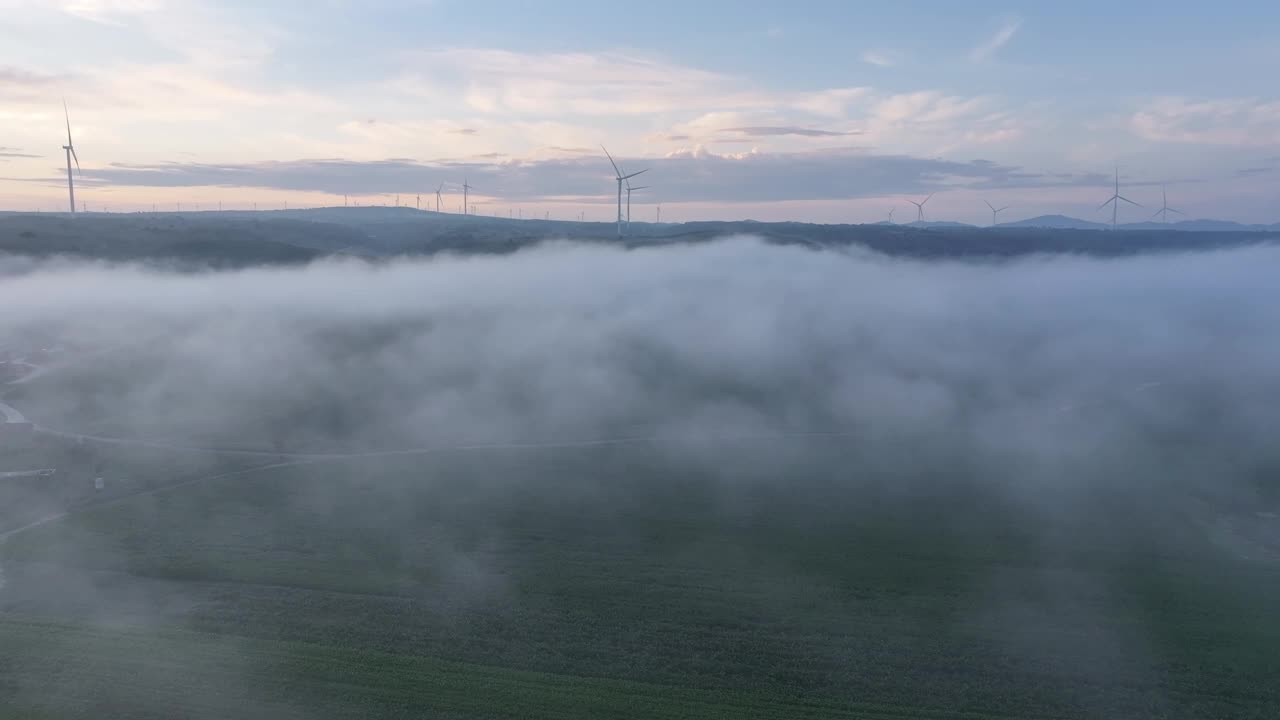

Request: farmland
left=3, top=444, right=1278, bottom=719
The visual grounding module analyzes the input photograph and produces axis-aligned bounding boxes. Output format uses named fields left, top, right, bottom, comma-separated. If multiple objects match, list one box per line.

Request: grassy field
left=2, top=444, right=1278, bottom=719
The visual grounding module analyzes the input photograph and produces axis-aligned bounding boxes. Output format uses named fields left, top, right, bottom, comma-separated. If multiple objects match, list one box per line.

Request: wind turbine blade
left=1150, top=209, right=1163, bottom=220
left=922, top=193, right=934, bottom=206
left=984, top=200, right=995, bottom=212
left=1098, top=197, right=1116, bottom=211
left=1168, top=207, right=1184, bottom=215
left=622, top=168, right=649, bottom=180
left=997, top=206, right=1009, bottom=213
left=1118, top=196, right=1141, bottom=207
left=63, top=99, right=73, bottom=146
left=71, top=146, right=81, bottom=175
left=602, top=145, right=622, bottom=177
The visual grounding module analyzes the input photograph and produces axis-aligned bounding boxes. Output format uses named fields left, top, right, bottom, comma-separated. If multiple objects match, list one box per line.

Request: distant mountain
left=3, top=208, right=1278, bottom=268
left=0, top=214, right=346, bottom=268
left=1002, top=215, right=1280, bottom=232
left=1165, top=219, right=1280, bottom=232
left=1000, top=215, right=1110, bottom=230
left=904, top=221, right=976, bottom=229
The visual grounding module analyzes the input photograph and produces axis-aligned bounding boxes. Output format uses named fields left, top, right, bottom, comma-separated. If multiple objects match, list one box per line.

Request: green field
left=3, top=444, right=1278, bottom=719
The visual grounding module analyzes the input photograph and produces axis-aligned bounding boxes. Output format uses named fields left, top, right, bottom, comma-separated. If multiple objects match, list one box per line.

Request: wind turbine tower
left=984, top=200, right=1009, bottom=227
left=61, top=101, right=81, bottom=214
left=908, top=194, right=933, bottom=223
left=603, top=146, right=647, bottom=238
left=1151, top=185, right=1183, bottom=224
left=1099, top=168, right=1141, bottom=229
left=435, top=183, right=444, bottom=213
left=462, top=178, right=474, bottom=216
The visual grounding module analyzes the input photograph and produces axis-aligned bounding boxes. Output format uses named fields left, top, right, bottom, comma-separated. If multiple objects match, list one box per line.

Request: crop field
left=3, top=443, right=1278, bottom=719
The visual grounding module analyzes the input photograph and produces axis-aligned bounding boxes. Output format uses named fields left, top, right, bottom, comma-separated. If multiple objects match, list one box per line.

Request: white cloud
left=651, top=87, right=1019, bottom=159
left=59, top=0, right=164, bottom=25
left=395, top=49, right=737, bottom=117
left=1131, top=97, right=1280, bottom=146
left=861, top=50, right=896, bottom=68
left=869, top=91, right=987, bottom=128
left=792, top=87, right=872, bottom=118
left=970, top=17, right=1022, bottom=62
left=333, top=117, right=606, bottom=161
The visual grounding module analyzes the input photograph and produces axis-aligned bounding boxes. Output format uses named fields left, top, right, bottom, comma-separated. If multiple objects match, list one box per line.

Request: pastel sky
left=2, top=0, right=1278, bottom=223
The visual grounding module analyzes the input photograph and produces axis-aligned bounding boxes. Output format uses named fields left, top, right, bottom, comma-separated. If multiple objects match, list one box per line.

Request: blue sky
left=2, top=0, right=1278, bottom=223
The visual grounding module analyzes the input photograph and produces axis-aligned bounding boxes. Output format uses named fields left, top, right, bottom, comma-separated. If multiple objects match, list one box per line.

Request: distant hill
left=904, top=221, right=976, bottom=229
left=2, top=208, right=1278, bottom=268
left=1165, top=219, right=1280, bottom=232
left=1002, top=214, right=1280, bottom=232
left=1000, top=215, right=1111, bottom=230
left=0, top=214, right=348, bottom=268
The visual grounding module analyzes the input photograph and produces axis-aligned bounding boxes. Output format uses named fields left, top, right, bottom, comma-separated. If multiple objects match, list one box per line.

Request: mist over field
left=3, top=236, right=1280, bottom=718
left=4, top=236, right=1280, bottom=466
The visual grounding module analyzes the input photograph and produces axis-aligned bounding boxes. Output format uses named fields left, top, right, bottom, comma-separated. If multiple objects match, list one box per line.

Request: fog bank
left=2, top=236, right=1278, bottom=493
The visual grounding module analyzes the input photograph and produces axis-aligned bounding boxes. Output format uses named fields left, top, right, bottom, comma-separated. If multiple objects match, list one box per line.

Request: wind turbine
left=1150, top=185, right=1183, bottom=224
left=603, top=146, right=647, bottom=238
left=984, top=200, right=1010, bottom=227
left=625, top=179, right=649, bottom=231
left=887, top=208, right=896, bottom=224
left=61, top=101, right=81, bottom=214
left=1099, top=167, right=1141, bottom=229
left=462, top=177, right=474, bottom=216
left=435, top=182, right=444, bottom=213
left=908, top=193, right=933, bottom=223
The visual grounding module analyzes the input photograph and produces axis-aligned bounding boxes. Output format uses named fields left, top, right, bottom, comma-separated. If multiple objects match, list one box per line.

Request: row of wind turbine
left=891, top=170, right=1175, bottom=229
left=45, top=109, right=1179, bottom=230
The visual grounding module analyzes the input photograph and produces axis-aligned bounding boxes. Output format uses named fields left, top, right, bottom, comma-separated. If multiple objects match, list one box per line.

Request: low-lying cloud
left=3, top=237, right=1278, bottom=491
